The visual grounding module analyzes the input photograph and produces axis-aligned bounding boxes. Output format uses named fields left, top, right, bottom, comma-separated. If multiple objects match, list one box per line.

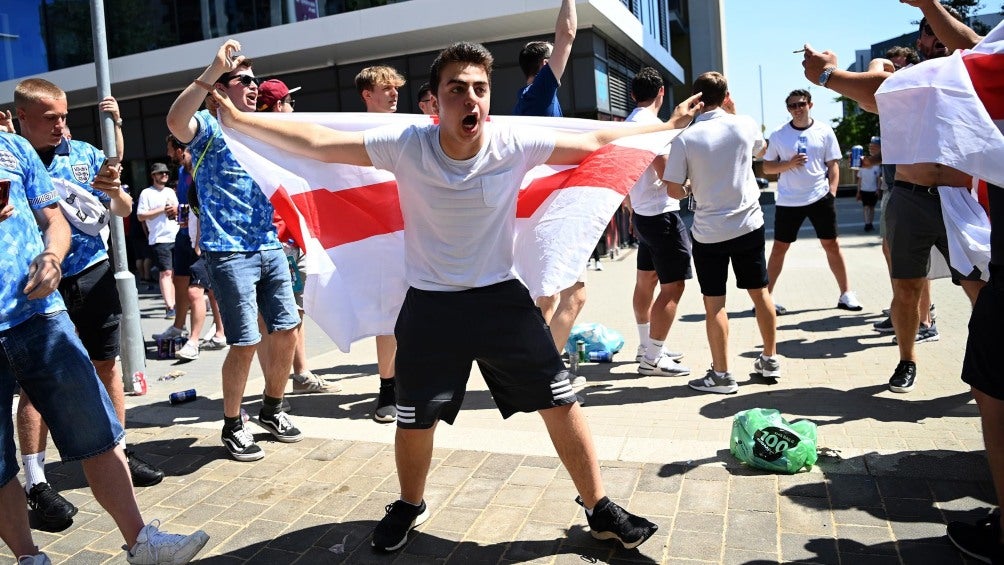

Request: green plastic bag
left=730, top=408, right=818, bottom=474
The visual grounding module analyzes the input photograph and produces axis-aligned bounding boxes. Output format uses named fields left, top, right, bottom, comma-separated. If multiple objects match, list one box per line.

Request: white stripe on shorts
left=396, top=404, right=416, bottom=424
left=550, top=379, right=575, bottom=402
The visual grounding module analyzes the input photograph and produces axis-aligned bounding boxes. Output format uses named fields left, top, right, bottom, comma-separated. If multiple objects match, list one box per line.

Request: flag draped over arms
left=875, top=20, right=1004, bottom=187
left=222, top=113, right=677, bottom=351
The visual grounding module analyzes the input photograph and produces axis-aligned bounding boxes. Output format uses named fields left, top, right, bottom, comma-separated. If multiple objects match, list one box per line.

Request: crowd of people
left=1, top=0, right=1002, bottom=562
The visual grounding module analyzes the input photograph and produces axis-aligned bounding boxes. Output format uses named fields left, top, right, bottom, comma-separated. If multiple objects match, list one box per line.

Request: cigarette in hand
left=793, top=48, right=807, bottom=53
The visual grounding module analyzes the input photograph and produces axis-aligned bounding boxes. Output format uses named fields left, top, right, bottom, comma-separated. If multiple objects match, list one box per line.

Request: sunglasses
left=786, top=101, right=808, bottom=110
left=227, top=75, right=260, bottom=87
left=281, top=97, right=295, bottom=108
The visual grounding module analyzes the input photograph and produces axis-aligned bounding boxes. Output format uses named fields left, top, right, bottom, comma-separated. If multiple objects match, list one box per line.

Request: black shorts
left=773, top=193, right=838, bottom=243
left=691, top=227, right=769, bottom=297
left=633, top=211, right=693, bottom=284
left=172, top=231, right=198, bottom=277
left=58, top=259, right=122, bottom=360
left=962, top=267, right=1004, bottom=400
left=393, top=279, right=575, bottom=429
left=151, top=242, right=174, bottom=272
left=860, top=191, right=878, bottom=207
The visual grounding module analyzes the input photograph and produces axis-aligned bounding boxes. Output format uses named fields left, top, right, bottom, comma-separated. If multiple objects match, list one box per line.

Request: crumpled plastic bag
left=730, top=408, right=818, bottom=474
left=563, top=322, right=625, bottom=358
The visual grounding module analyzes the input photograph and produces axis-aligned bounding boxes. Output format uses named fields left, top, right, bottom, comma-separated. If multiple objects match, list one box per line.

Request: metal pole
left=758, top=65, right=766, bottom=133
left=90, top=0, right=146, bottom=393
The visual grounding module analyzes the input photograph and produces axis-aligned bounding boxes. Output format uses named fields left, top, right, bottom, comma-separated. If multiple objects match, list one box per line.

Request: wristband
left=193, top=79, right=215, bottom=92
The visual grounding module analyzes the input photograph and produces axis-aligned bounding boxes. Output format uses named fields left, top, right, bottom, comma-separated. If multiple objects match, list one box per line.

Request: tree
left=941, top=0, right=992, bottom=33
left=831, top=96, right=879, bottom=152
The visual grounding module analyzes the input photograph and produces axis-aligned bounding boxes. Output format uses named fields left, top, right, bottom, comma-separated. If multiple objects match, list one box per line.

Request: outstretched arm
left=210, top=89, right=371, bottom=166
left=802, top=44, right=890, bottom=113
left=902, top=0, right=982, bottom=50
left=548, top=93, right=703, bottom=165
left=167, top=39, right=245, bottom=143
left=548, top=0, right=577, bottom=83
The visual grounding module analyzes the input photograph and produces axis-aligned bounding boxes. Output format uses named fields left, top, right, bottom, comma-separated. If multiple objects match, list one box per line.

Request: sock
left=645, top=339, right=664, bottom=361
left=223, top=415, right=241, bottom=430
left=584, top=506, right=594, bottom=516
left=261, top=394, right=283, bottom=414
left=22, top=453, right=46, bottom=491
left=636, top=324, right=650, bottom=348
left=120, top=438, right=127, bottom=452
left=380, top=377, right=396, bottom=389
left=715, top=370, right=728, bottom=378
left=761, top=354, right=775, bottom=361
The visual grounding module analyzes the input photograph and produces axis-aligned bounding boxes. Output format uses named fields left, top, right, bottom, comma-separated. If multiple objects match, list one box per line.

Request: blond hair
left=14, top=78, right=65, bottom=109
left=355, top=65, right=405, bottom=96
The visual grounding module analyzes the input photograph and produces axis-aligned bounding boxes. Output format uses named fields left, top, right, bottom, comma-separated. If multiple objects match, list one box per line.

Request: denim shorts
left=0, top=312, right=124, bottom=487
left=204, top=248, right=300, bottom=346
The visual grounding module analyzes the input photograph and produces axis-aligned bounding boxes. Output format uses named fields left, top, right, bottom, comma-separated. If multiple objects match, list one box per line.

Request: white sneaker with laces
left=635, top=345, right=683, bottom=362
left=638, top=354, right=691, bottom=377
left=125, top=520, right=209, bottom=564
left=292, top=371, right=340, bottom=393
left=153, top=325, right=188, bottom=341
left=18, top=553, right=51, bottom=565
left=175, top=340, right=200, bottom=361
left=837, top=291, right=863, bottom=311
left=200, top=336, right=228, bottom=350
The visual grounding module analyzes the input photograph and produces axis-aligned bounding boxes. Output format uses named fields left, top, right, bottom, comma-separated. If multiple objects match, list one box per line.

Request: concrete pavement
left=3, top=196, right=992, bottom=564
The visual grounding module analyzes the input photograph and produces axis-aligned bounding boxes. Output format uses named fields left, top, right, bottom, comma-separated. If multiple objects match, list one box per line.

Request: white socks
left=636, top=324, right=650, bottom=349
left=22, top=452, right=46, bottom=491
left=645, top=339, right=664, bottom=362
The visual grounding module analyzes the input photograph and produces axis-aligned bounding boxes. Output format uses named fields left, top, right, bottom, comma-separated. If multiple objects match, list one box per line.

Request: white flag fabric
left=875, top=20, right=1004, bottom=186
left=221, top=113, right=677, bottom=351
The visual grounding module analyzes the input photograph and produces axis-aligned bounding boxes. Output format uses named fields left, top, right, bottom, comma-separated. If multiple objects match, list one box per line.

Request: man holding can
left=762, top=89, right=863, bottom=314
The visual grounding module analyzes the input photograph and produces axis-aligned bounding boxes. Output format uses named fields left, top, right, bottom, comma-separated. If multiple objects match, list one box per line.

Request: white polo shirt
left=663, top=108, right=765, bottom=244
left=137, top=185, right=180, bottom=245
left=625, top=106, right=679, bottom=216
left=764, top=120, right=842, bottom=207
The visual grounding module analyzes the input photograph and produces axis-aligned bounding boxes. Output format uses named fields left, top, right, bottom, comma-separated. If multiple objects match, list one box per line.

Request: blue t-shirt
left=0, top=133, right=65, bottom=331
left=187, top=110, right=279, bottom=252
left=45, top=138, right=110, bottom=277
left=512, top=63, right=562, bottom=117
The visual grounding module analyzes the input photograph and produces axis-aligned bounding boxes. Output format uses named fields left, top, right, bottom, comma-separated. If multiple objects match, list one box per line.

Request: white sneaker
left=837, top=291, right=863, bottom=311
left=175, top=340, right=200, bottom=361
left=635, top=345, right=683, bottom=362
left=153, top=325, right=188, bottom=341
left=18, top=553, right=51, bottom=565
left=638, top=354, right=691, bottom=377
left=292, top=371, right=341, bottom=393
left=688, top=369, right=739, bottom=394
left=200, top=336, right=228, bottom=350
left=570, top=374, right=587, bottom=390
left=125, top=520, right=209, bottom=564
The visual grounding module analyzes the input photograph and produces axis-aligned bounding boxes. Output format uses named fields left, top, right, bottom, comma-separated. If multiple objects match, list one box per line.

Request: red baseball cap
left=257, top=79, right=301, bottom=111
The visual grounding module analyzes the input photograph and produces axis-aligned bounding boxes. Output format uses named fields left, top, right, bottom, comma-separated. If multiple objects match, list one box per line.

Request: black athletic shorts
left=962, top=265, right=1004, bottom=400
left=860, top=191, right=878, bottom=207
left=691, top=226, right=768, bottom=297
left=151, top=242, right=174, bottom=272
left=773, top=193, right=838, bottom=243
left=58, top=259, right=122, bottom=361
left=393, top=279, right=576, bottom=429
left=633, top=211, right=693, bottom=284
left=172, top=231, right=198, bottom=278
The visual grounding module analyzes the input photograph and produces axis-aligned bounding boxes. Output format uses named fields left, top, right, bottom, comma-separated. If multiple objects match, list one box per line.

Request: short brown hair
left=355, top=65, right=406, bottom=96
left=786, top=89, right=811, bottom=104
left=215, top=60, right=254, bottom=86
left=692, top=72, right=728, bottom=108
left=429, top=42, right=494, bottom=95
left=518, top=41, right=552, bottom=78
left=13, top=78, right=65, bottom=109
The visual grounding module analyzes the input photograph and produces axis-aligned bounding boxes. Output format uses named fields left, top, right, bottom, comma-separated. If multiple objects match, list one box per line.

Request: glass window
left=0, top=1, right=50, bottom=81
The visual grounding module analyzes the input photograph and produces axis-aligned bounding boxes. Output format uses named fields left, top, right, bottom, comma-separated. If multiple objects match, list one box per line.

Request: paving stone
left=679, top=479, right=729, bottom=514
left=725, top=510, right=778, bottom=554
left=780, top=532, right=839, bottom=563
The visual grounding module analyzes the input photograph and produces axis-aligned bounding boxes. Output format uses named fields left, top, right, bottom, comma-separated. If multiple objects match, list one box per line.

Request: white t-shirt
left=664, top=109, right=765, bottom=244
left=858, top=165, right=881, bottom=192
left=764, top=120, right=842, bottom=207
left=625, top=106, right=679, bottom=216
left=365, top=122, right=555, bottom=291
left=137, top=185, right=180, bottom=245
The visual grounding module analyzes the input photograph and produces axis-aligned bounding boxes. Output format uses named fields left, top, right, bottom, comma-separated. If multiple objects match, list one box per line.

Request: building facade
left=0, top=0, right=723, bottom=188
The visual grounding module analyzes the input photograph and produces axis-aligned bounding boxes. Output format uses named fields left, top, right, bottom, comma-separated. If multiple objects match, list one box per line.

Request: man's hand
left=0, top=203, right=14, bottom=222
left=899, top=0, right=937, bottom=7
left=722, top=97, right=736, bottom=115
left=165, top=203, right=178, bottom=220
left=789, top=153, right=808, bottom=169
left=209, top=88, right=241, bottom=126
left=669, top=92, right=704, bottom=128
left=802, top=44, right=838, bottom=85
left=0, top=109, right=13, bottom=133
left=98, top=97, right=121, bottom=124
left=213, top=39, right=246, bottom=78
left=24, top=252, right=62, bottom=300
left=91, top=160, right=122, bottom=196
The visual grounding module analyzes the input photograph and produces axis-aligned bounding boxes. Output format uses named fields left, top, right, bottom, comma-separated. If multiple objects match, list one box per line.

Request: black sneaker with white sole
left=888, top=360, right=917, bottom=393
left=576, top=496, right=658, bottom=549
left=947, top=510, right=1004, bottom=563
left=221, top=422, right=264, bottom=461
left=257, top=409, right=303, bottom=443
left=371, top=499, right=429, bottom=552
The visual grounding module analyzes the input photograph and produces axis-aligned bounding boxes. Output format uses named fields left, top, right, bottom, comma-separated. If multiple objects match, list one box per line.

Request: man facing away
left=0, top=130, right=208, bottom=565
left=664, top=72, right=781, bottom=395
left=624, top=67, right=692, bottom=379
left=137, top=162, right=180, bottom=318
left=762, top=89, right=863, bottom=315
left=355, top=64, right=407, bottom=423
left=212, top=40, right=704, bottom=552
left=12, top=79, right=164, bottom=532
left=513, top=0, right=587, bottom=371
left=166, top=43, right=302, bottom=462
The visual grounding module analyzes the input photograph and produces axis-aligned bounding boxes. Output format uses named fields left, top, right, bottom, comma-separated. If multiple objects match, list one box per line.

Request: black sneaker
left=26, top=482, right=77, bottom=528
left=126, top=449, right=164, bottom=487
left=576, top=496, right=658, bottom=549
left=257, top=409, right=303, bottom=443
left=872, top=316, right=894, bottom=333
left=947, top=510, right=1004, bottom=563
left=374, top=380, right=397, bottom=423
left=221, top=422, right=264, bottom=461
left=888, top=360, right=917, bottom=393
left=371, top=499, right=429, bottom=552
